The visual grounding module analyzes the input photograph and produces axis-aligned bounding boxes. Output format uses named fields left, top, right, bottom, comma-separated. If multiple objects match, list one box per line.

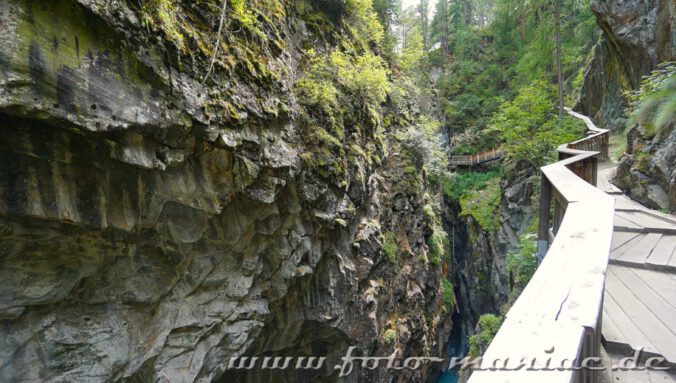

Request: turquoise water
left=437, top=312, right=464, bottom=383
left=438, top=368, right=458, bottom=383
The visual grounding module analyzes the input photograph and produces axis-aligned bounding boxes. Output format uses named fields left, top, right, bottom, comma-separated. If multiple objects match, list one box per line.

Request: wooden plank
left=631, top=268, right=676, bottom=309
left=646, top=235, right=676, bottom=267
left=611, top=232, right=640, bottom=251
left=602, top=305, right=626, bottom=346
left=614, top=215, right=642, bottom=229
left=610, top=364, right=676, bottom=383
left=617, top=211, right=676, bottom=232
left=611, top=234, right=646, bottom=260
left=615, top=233, right=662, bottom=264
left=610, top=266, right=676, bottom=333
left=602, top=288, right=657, bottom=355
left=605, top=268, right=676, bottom=362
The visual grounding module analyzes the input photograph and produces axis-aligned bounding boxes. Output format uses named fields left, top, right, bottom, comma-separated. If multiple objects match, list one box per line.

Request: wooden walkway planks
left=611, top=232, right=640, bottom=251
left=603, top=287, right=658, bottom=356
left=614, top=233, right=662, bottom=264
left=610, top=266, right=676, bottom=331
left=600, top=161, right=676, bottom=370
left=610, top=231, right=676, bottom=271
left=616, top=211, right=676, bottom=233
left=604, top=266, right=676, bottom=362
left=648, top=235, right=676, bottom=268
left=607, top=350, right=676, bottom=383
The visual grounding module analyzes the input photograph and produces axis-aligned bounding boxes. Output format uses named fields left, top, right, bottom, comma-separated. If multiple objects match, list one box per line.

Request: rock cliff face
left=614, top=122, right=675, bottom=211
left=0, top=1, right=452, bottom=382
left=577, top=0, right=674, bottom=132
left=444, top=160, right=538, bottom=329
left=577, top=0, right=675, bottom=212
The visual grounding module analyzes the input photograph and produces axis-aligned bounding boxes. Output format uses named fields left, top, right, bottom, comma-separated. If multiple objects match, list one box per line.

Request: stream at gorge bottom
left=438, top=312, right=466, bottom=383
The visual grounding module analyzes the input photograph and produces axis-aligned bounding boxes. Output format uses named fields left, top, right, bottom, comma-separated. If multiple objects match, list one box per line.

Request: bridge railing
left=467, top=109, right=613, bottom=383
left=450, top=148, right=503, bottom=166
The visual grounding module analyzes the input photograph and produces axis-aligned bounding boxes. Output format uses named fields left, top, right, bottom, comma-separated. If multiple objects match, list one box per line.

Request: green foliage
left=294, top=37, right=391, bottom=184
left=459, top=178, right=501, bottom=231
left=230, top=0, right=266, bottom=39
left=330, top=51, right=391, bottom=104
left=506, top=234, right=537, bottom=291
left=443, top=170, right=500, bottom=201
left=428, top=226, right=451, bottom=266
left=382, top=231, right=399, bottom=263
left=627, top=62, right=676, bottom=136
left=346, top=0, right=386, bottom=46
left=491, top=80, right=584, bottom=165
left=442, top=279, right=455, bottom=310
left=468, top=314, right=503, bottom=358
left=148, top=0, right=185, bottom=51
left=137, top=0, right=287, bottom=105
left=295, top=50, right=340, bottom=115
left=610, top=131, right=628, bottom=162
left=427, top=0, right=597, bottom=149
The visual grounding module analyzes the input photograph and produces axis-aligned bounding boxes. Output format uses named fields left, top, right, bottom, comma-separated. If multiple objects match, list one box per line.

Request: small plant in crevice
left=383, top=328, right=397, bottom=346
left=442, top=279, right=455, bottom=312
left=382, top=231, right=399, bottom=263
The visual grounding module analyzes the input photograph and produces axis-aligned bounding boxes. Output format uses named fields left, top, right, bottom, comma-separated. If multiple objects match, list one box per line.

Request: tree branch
left=202, top=0, right=227, bottom=85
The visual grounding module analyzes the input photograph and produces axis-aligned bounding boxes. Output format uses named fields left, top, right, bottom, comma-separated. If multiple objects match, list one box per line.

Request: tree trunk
left=420, top=0, right=429, bottom=52
left=554, top=0, right=564, bottom=122
left=441, top=0, right=449, bottom=58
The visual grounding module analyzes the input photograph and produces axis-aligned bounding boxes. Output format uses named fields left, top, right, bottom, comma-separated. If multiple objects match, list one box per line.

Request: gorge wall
left=0, top=1, right=453, bottom=382
left=577, top=0, right=675, bottom=211
left=443, top=160, right=539, bottom=334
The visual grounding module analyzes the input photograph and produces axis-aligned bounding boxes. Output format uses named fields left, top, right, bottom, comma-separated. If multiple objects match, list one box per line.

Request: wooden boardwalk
left=598, top=164, right=676, bottom=379
left=468, top=110, right=674, bottom=383
left=449, top=148, right=503, bottom=166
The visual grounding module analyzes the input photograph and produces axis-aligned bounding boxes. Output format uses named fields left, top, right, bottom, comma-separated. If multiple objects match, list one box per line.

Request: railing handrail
left=450, top=148, right=503, bottom=166
left=467, top=110, right=613, bottom=383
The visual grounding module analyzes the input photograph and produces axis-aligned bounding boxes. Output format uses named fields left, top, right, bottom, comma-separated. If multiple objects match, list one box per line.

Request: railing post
left=537, top=173, right=551, bottom=265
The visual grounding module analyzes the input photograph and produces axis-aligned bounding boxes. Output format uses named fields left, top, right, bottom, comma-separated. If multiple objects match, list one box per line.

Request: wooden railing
left=449, top=148, right=503, bottom=166
left=468, top=109, right=613, bottom=383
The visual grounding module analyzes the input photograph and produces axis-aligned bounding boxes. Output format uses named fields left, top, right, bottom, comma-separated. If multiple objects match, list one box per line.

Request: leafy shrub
left=330, top=51, right=391, bottom=104
left=345, top=0, right=385, bottom=46
left=627, top=62, right=675, bottom=136
left=506, top=234, right=537, bottom=291
left=294, top=46, right=391, bottom=184
left=442, top=170, right=501, bottom=201
left=468, top=314, right=503, bottom=358
left=491, top=80, right=584, bottom=166
left=459, top=178, right=501, bottom=231
left=427, top=226, right=450, bottom=266
left=399, top=116, right=449, bottom=177
left=450, top=127, right=499, bottom=155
